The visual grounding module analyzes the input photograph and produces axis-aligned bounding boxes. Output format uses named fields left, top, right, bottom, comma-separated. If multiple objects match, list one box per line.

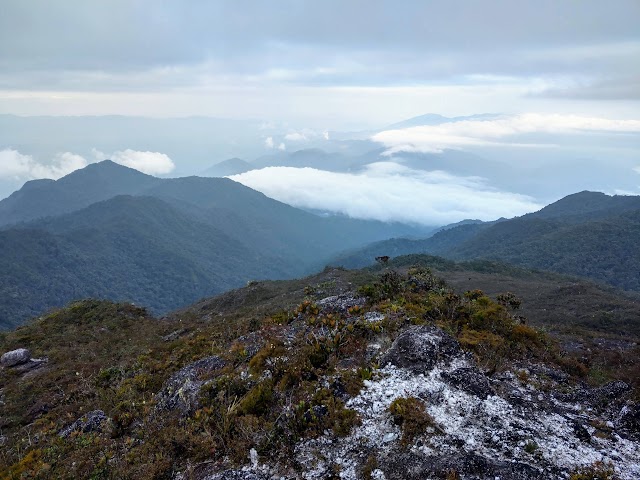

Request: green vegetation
left=333, top=192, right=640, bottom=293
left=0, top=260, right=637, bottom=478
left=388, top=397, right=438, bottom=444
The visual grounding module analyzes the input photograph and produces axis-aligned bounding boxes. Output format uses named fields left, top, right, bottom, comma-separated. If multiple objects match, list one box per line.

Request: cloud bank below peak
left=372, top=113, right=640, bottom=154
left=0, top=148, right=175, bottom=182
left=230, top=162, right=541, bottom=226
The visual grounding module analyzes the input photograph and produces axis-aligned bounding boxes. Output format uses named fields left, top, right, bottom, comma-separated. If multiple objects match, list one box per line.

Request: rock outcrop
left=154, top=356, right=226, bottom=415
left=59, top=410, right=108, bottom=438
left=1, top=348, right=31, bottom=367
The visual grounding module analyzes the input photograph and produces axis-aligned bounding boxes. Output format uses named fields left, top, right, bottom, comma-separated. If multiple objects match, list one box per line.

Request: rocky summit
left=0, top=264, right=639, bottom=479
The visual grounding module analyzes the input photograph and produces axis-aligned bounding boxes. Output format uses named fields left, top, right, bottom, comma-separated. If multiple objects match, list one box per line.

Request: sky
left=0, top=1, right=639, bottom=225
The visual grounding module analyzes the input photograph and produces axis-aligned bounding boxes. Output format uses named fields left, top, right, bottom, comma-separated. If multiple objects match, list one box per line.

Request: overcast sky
left=1, top=0, right=639, bottom=128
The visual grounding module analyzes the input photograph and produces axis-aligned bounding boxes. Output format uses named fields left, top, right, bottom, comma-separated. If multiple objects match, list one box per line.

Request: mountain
left=0, top=162, right=434, bottom=329
left=525, top=190, right=640, bottom=222
left=1, top=255, right=638, bottom=478
left=384, top=113, right=500, bottom=130
left=332, top=191, right=640, bottom=292
left=202, top=157, right=254, bottom=177
left=0, top=160, right=161, bottom=226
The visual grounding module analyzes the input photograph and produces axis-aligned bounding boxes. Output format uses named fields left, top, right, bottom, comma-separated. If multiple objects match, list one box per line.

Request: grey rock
left=1, top=348, right=31, bottom=367
left=557, top=380, right=630, bottom=408
left=381, top=325, right=463, bottom=373
left=441, top=367, right=494, bottom=399
left=616, top=402, right=640, bottom=437
left=381, top=451, right=545, bottom=480
left=200, top=471, right=268, bottom=480
left=13, top=357, right=48, bottom=374
left=59, top=410, right=107, bottom=438
left=155, top=356, right=225, bottom=415
left=316, top=293, right=365, bottom=314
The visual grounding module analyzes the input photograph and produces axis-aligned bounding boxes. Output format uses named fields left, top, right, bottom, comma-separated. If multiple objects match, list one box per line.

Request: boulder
left=155, top=356, right=225, bottom=415
left=441, top=367, right=494, bottom=399
left=59, top=410, right=107, bottom=438
left=616, top=402, right=640, bottom=437
left=1, top=348, right=31, bottom=367
left=381, top=325, right=463, bottom=373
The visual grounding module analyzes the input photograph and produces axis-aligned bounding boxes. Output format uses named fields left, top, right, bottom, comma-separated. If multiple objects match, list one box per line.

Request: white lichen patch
left=294, top=358, right=640, bottom=480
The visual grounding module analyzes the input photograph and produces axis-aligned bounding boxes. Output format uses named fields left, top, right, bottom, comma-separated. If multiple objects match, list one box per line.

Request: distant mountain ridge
left=333, top=191, right=640, bottom=292
left=202, top=157, right=254, bottom=177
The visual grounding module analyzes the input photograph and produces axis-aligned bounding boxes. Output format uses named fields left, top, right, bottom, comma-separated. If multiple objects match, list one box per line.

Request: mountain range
left=0, top=161, right=432, bottom=329
left=332, top=191, right=640, bottom=292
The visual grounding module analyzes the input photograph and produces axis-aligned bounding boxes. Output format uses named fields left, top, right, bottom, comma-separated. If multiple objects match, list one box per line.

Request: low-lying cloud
left=230, top=162, right=541, bottom=226
left=0, top=149, right=88, bottom=180
left=92, top=149, right=175, bottom=175
left=0, top=148, right=175, bottom=182
left=373, top=113, right=640, bottom=154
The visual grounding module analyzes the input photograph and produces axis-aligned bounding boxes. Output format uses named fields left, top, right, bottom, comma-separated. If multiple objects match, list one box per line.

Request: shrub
left=388, top=397, right=437, bottom=444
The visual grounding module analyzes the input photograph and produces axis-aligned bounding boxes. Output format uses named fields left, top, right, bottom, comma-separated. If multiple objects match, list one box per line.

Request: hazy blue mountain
left=0, top=161, right=161, bottom=226
left=202, top=157, right=254, bottom=177
left=384, top=113, right=500, bottom=130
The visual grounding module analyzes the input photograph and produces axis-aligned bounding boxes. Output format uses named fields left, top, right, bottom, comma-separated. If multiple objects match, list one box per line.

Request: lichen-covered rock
left=617, top=402, right=640, bottom=437
left=316, top=293, right=365, bottom=314
left=58, top=410, right=107, bottom=438
left=441, top=366, right=494, bottom=399
left=556, top=380, right=630, bottom=408
left=1, top=348, right=31, bottom=367
left=381, top=325, right=463, bottom=373
left=201, top=472, right=268, bottom=480
left=155, top=356, right=225, bottom=415
left=381, top=451, right=544, bottom=480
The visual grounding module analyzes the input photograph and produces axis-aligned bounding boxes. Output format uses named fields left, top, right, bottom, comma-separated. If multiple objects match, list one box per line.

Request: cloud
left=265, top=137, right=274, bottom=148
left=284, top=132, right=307, bottom=142
left=277, top=142, right=286, bottom=151
left=372, top=113, right=640, bottom=154
left=634, top=166, right=640, bottom=174
left=92, top=148, right=175, bottom=175
left=230, top=162, right=541, bottom=225
left=0, top=149, right=87, bottom=180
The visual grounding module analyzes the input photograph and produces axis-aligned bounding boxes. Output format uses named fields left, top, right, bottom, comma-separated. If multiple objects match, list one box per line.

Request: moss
left=388, top=397, right=438, bottom=445
left=569, top=462, right=617, bottom=480
left=238, top=381, right=274, bottom=416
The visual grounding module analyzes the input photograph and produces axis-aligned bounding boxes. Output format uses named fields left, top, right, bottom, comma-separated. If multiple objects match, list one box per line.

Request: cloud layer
left=373, top=113, right=640, bottom=154
left=0, top=149, right=88, bottom=180
left=92, top=149, right=175, bottom=175
left=231, top=162, right=541, bottom=225
left=0, top=148, right=175, bottom=181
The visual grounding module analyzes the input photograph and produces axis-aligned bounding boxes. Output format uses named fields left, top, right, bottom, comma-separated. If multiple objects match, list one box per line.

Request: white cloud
left=230, top=162, right=541, bottom=225
left=284, top=132, right=307, bottom=142
left=634, top=166, right=640, bottom=174
left=265, top=136, right=274, bottom=148
left=92, top=148, right=175, bottom=175
left=277, top=142, right=286, bottom=151
left=0, top=149, right=87, bottom=180
left=373, top=113, right=640, bottom=154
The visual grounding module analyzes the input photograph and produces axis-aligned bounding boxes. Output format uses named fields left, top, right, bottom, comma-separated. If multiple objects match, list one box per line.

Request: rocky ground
left=1, top=266, right=639, bottom=479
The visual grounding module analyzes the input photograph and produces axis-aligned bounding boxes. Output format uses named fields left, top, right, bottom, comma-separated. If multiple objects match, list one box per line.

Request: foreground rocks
left=59, top=410, right=108, bottom=438
left=1, top=348, right=31, bottom=367
left=155, top=355, right=226, bottom=415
